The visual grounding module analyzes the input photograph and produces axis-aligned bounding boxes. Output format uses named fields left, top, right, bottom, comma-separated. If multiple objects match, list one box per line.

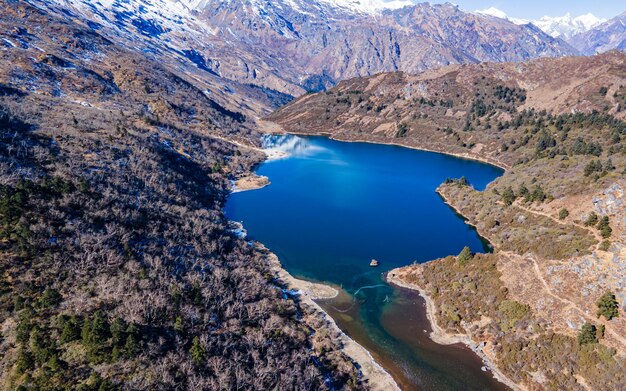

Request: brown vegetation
left=0, top=2, right=363, bottom=390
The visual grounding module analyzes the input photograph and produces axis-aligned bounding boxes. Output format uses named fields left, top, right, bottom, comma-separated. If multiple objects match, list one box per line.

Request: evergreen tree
left=501, top=186, right=516, bottom=206
left=110, top=317, right=127, bottom=347
left=578, top=323, right=598, bottom=345
left=124, top=334, right=138, bottom=358
left=82, top=311, right=109, bottom=363
left=39, top=288, right=62, bottom=308
left=584, top=212, right=598, bottom=227
left=59, top=315, right=81, bottom=343
left=597, top=291, right=619, bottom=320
left=597, top=216, right=612, bottom=239
left=174, top=316, right=184, bottom=333
left=190, top=336, right=205, bottom=366
left=15, top=346, right=34, bottom=374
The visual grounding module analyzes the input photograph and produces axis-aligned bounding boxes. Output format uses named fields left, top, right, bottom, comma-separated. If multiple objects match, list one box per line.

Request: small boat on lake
left=370, top=259, right=379, bottom=267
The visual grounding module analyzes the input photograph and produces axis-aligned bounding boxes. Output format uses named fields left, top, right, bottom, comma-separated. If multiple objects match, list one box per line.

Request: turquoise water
left=225, top=136, right=506, bottom=390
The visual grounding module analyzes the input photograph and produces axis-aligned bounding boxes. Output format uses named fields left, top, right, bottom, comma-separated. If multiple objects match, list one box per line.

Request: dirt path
left=514, top=202, right=603, bottom=245
left=503, top=250, right=626, bottom=348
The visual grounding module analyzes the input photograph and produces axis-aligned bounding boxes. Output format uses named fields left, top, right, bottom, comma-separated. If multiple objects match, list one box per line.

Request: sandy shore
left=386, top=269, right=525, bottom=391
left=262, top=246, right=400, bottom=391
left=232, top=174, right=270, bottom=193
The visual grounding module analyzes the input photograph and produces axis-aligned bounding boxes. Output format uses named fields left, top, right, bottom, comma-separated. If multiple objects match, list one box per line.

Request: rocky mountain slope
left=270, top=51, right=626, bottom=166
left=0, top=1, right=363, bottom=389
left=268, top=52, right=626, bottom=390
left=29, top=0, right=577, bottom=105
left=569, top=11, right=626, bottom=54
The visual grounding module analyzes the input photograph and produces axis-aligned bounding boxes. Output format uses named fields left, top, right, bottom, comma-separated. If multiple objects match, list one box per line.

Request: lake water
left=225, top=135, right=506, bottom=390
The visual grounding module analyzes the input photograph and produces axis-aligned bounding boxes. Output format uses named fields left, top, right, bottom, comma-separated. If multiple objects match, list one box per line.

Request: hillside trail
left=501, top=251, right=626, bottom=348
left=513, top=202, right=604, bottom=245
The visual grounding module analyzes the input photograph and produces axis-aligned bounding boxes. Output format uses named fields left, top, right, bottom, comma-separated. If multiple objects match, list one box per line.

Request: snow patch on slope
left=317, top=0, right=413, bottom=14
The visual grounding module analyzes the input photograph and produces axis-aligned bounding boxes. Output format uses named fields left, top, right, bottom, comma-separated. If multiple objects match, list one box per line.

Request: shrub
left=597, top=291, right=619, bottom=320
left=395, top=122, right=409, bottom=138
left=498, top=300, right=530, bottom=331
left=501, top=186, right=516, bottom=206
left=584, top=212, right=599, bottom=226
left=599, top=240, right=611, bottom=251
left=578, top=322, right=598, bottom=345
left=558, top=208, right=569, bottom=220
left=597, top=216, right=612, bottom=239
left=39, top=288, right=62, bottom=308
left=457, top=246, right=473, bottom=266
left=584, top=160, right=603, bottom=177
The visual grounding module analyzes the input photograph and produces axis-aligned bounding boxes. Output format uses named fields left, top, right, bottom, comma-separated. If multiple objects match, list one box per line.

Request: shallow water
left=225, top=135, right=508, bottom=390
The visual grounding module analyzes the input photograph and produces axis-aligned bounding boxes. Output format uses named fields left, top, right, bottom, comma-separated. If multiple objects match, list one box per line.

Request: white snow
left=475, top=7, right=606, bottom=38
left=475, top=7, right=606, bottom=39
left=532, top=13, right=606, bottom=38
left=475, top=7, right=528, bottom=25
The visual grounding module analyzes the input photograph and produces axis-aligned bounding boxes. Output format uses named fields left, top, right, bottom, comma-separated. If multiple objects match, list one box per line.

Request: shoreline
left=261, top=126, right=510, bottom=171
left=232, top=174, right=270, bottom=193
left=226, top=129, right=400, bottom=390
left=231, top=124, right=511, bottom=390
left=386, top=270, right=525, bottom=391
left=261, top=245, right=400, bottom=391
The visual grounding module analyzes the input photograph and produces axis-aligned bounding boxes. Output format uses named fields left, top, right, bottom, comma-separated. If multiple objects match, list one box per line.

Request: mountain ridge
left=569, top=11, right=626, bottom=55
left=30, top=0, right=577, bottom=112
left=476, top=7, right=606, bottom=39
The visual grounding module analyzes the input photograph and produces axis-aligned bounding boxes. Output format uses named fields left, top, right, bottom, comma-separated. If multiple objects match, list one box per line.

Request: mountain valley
left=1, top=0, right=626, bottom=390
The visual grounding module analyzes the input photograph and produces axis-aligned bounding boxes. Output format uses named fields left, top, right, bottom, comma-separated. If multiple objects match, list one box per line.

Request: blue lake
left=225, top=135, right=506, bottom=390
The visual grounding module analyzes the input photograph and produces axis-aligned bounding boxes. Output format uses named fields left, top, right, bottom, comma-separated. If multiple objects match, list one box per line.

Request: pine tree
left=124, top=334, right=138, bottom=358
left=190, top=336, right=205, bottom=366
left=597, top=216, right=612, bottom=239
left=501, top=186, right=516, bottom=206
left=578, top=322, right=598, bottom=345
left=174, top=316, right=184, bottom=333
left=59, top=315, right=80, bottom=344
left=584, top=212, right=598, bottom=227
left=110, top=317, right=126, bottom=347
left=597, top=291, right=619, bottom=320
left=15, top=346, right=34, bottom=374
left=40, top=287, right=62, bottom=308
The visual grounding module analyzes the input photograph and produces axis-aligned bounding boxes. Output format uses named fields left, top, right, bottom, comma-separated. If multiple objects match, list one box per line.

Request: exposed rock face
left=569, top=12, right=626, bottom=55
left=29, top=0, right=577, bottom=107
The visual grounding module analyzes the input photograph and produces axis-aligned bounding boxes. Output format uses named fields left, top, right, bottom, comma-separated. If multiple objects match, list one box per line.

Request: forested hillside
left=0, top=2, right=361, bottom=389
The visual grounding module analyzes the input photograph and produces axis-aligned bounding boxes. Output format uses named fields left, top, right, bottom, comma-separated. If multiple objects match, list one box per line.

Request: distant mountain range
left=476, top=7, right=626, bottom=55
left=476, top=8, right=606, bottom=39
left=569, top=11, right=626, bottom=55
left=29, top=0, right=577, bottom=113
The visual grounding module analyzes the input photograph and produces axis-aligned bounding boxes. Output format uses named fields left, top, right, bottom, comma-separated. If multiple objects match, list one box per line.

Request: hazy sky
left=405, top=1, right=625, bottom=20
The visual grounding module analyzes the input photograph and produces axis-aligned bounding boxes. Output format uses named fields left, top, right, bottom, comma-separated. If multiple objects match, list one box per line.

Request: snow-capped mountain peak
left=474, top=7, right=528, bottom=25
left=533, top=12, right=606, bottom=39
left=317, top=0, right=413, bottom=14
left=475, top=7, right=606, bottom=39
